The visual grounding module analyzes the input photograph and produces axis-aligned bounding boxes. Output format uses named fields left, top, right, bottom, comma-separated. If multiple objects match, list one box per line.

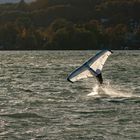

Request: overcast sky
left=0, top=0, right=35, bottom=3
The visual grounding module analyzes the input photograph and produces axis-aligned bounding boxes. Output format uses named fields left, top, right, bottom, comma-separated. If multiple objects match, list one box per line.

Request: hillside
left=0, top=0, right=139, bottom=50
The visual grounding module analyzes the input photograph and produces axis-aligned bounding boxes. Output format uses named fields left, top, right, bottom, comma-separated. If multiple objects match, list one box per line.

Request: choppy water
left=0, top=51, right=140, bottom=140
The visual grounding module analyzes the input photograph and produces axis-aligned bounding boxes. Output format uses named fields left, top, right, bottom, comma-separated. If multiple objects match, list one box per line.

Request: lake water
left=0, top=51, right=140, bottom=140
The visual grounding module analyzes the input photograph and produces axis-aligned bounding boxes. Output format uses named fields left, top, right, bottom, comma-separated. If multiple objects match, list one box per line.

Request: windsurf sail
left=67, top=50, right=113, bottom=84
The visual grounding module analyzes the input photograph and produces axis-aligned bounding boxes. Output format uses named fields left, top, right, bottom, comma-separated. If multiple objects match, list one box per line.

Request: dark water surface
left=0, top=51, right=140, bottom=140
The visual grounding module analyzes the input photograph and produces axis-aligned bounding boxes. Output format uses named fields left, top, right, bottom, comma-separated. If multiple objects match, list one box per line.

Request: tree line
left=0, top=0, right=139, bottom=50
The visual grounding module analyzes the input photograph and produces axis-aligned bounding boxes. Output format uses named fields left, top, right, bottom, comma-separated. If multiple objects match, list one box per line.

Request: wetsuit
left=85, top=64, right=103, bottom=84
left=96, top=73, right=103, bottom=84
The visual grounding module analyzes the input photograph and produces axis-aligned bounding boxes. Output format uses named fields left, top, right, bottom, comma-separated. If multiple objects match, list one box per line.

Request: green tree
left=16, top=29, right=41, bottom=50
left=0, top=23, right=18, bottom=49
left=105, top=24, right=128, bottom=49
left=16, top=0, right=28, bottom=11
left=29, top=0, right=48, bottom=10
left=47, top=19, right=101, bottom=50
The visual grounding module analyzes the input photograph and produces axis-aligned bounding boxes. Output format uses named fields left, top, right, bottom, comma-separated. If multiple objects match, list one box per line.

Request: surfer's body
left=86, top=64, right=103, bottom=85
left=67, top=50, right=113, bottom=85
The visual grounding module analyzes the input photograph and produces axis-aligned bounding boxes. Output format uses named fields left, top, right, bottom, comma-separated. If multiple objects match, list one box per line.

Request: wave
left=0, top=112, right=44, bottom=118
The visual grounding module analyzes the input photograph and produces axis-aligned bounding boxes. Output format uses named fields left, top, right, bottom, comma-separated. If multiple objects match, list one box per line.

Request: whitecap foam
left=87, top=84, right=100, bottom=97
left=87, top=81, right=138, bottom=98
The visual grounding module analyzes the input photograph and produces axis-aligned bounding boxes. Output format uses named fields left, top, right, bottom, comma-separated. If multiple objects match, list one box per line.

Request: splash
left=87, top=82, right=136, bottom=98
left=87, top=84, right=100, bottom=97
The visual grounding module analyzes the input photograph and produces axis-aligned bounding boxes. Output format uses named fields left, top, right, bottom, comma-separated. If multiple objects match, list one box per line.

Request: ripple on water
left=0, top=51, right=140, bottom=139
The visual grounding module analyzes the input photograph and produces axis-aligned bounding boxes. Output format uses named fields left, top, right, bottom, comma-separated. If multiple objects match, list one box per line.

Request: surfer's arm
left=85, top=64, right=103, bottom=84
left=85, top=64, right=98, bottom=76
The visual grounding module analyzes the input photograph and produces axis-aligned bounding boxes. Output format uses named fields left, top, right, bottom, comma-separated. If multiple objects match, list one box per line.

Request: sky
left=0, top=0, right=35, bottom=3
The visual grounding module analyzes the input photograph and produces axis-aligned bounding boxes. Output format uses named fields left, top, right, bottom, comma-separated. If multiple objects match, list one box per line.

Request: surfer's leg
left=96, top=73, right=103, bottom=84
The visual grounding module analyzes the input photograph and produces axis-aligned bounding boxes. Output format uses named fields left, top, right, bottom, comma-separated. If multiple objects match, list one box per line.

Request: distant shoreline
left=0, top=0, right=139, bottom=50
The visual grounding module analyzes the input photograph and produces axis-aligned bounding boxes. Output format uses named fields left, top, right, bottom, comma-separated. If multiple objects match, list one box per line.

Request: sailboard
left=67, top=50, right=113, bottom=84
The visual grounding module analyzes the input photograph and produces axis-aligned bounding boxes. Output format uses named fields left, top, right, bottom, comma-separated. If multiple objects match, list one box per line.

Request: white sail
left=67, top=50, right=113, bottom=83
